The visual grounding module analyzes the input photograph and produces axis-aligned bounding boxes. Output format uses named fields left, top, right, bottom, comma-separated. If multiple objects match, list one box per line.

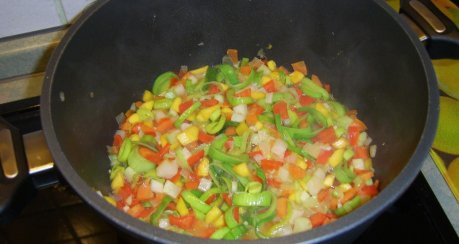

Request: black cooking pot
left=4, top=0, right=458, bottom=242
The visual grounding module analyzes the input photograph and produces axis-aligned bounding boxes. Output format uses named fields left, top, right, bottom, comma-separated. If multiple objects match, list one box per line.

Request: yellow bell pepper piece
left=339, top=183, right=352, bottom=192
left=214, top=214, right=225, bottom=228
left=233, top=163, right=250, bottom=177
left=236, top=122, right=249, bottom=136
left=196, top=105, right=220, bottom=122
left=190, top=65, right=208, bottom=75
left=289, top=71, right=304, bottom=84
left=143, top=90, right=154, bottom=102
left=221, top=107, right=233, bottom=119
left=140, top=100, right=154, bottom=110
left=197, top=157, right=210, bottom=177
left=315, top=103, right=329, bottom=117
left=205, top=206, right=223, bottom=225
left=177, top=126, right=199, bottom=145
left=111, top=171, right=124, bottom=191
left=143, top=120, right=153, bottom=128
left=267, top=60, right=277, bottom=71
left=170, top=142, right=180, bottom=151
left=323, top=174, right=335, bottom=187
left=171, top=97, right=182, bottom=113
left=251, top=91, right=265, bottom=100
left=176, top=197, right=189, bottom=216
left=104, top=196, right=117, bottom=206
left=328, top=149, right=344, bottom=167
left=128, top=113, right=140, bottom=124
left=130, top=134, right=140, bottom=142
left=296, top=158, right=308, bottom=170
left=269, top=71, right=280, bottom=81
left=261, top=76, right=271, bottom=85
left=253, top=121, right=263, bottom=131
left=160, top=134, right=168, bottom=147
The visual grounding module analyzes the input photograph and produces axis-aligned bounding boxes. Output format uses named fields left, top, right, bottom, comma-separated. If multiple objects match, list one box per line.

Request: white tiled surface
left=0, top=0, right=94, bottom=39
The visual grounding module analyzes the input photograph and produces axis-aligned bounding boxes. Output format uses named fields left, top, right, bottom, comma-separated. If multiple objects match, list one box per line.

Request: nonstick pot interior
left=41, top=0, right=438, bottom=243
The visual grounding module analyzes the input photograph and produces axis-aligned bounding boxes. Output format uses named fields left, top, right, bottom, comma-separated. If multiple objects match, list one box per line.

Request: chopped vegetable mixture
left=105, top=49, right=379, bottom=239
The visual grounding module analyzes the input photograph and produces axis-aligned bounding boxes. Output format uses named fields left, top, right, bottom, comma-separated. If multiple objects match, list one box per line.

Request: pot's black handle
left=0, top=117, right=35, bottom=223
left=400, top=0, right=459, bottom=59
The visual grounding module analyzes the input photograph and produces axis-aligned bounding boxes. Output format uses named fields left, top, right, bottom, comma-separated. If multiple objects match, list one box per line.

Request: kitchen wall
left=0, top=0, right=95, bottom=39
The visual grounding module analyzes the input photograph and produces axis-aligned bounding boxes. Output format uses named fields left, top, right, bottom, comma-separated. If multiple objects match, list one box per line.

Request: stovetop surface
left=0, top=97, right=458, bottom=243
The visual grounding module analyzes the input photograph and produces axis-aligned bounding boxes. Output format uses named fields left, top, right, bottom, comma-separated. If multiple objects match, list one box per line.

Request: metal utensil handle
left=401, top=0, right=459, bottom=59
left=0, top=117, right=34, bottom=223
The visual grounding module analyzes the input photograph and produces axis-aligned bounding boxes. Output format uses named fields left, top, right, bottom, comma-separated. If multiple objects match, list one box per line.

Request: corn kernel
left=328, top=149, right=344, bottom=167
left=323, top=174, right=335, bottom=187
left=175, top=180, right=183, bottom=188
left=288, top=192, right=297, bottom=202
left=267, top=60, right=277, bottom=71
left=197, top=157, right=210, bottom=177
left=171, top=97, right=182, bottom=113
left=177, top=126, right=199, bottom=145
left=236, top=122, right=249, bottom=136
left=332, top=138, right=348, bottom=149
left=130, top=134, right=140, bottom=142
left=296, top=158, right=308, bottom=170
left=190, top=65, right=208, bottom=75
left=205, top=206, right=223, bottom=224
left=233, top=163, right=250, bottom=177
left=261, top=76, right=271, bottom=85
left=251, top=91, right=266, bottom=100
left=289, top=71, right=305, bottom=84
left=143, top=90, right=154, bottom=102
left=299, top=178, right=309, bottom=191
left=128, top=113, right=140, bottom=124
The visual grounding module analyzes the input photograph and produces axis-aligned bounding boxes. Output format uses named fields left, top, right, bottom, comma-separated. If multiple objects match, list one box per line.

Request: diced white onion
left=284, top=153, right=297, bottom=165
left=253, top=154, right=264, bottom=163
left=123, top=206, right=130, bottom=212
left=293, top=217, right=313, bottom=233
left=130, top=102, right=137, bottom=111
left=231, top=113, right=246, bottom=122
left=332, top=138, right=348, bottom=149
left=231, top=181, right=238, bottom=192
left=265, top=93, right=273, bottom=104
left=163, top=180, right=181, bottom=198
left=150, top=179, right=164, bottom=193
left=154, top=110, right=166, bottom=122
left=271, top=139, right=287, bottom=159
left=364, top=136, right=373, bottom=146
left=306, top=168, right=325, bottom=196
left=180, top=122, right=191, bottom=131
left=173, top=84, right=185, bottom=96
left=165, top=91, right=176, bottom=99
left=278, top=166, right=291, bottom=182
left=115, top=113, right=125, bottom=125
left=156, top=160, right=178, bottom=179
left=259, top=139, right=272, bottom=159
left=124, top=167, right=136, bottom=182
left=158, top=218, right=170, bottom=229
left=189, top=75, right=198, bottom=84
left=125, top=195, right=133, bottom=206
left=370, top=145, right=377, bottom=158
left=303, top=143, right=324, bottom=158
left=289, top=209, right=305, bottom=225
left=352, top=158, right=365, bottom=170
left=214, top=94, right=224, bottom=103
left=198, top=178, right=213, bottom=192
left=182, top=147, right=191, bottom=160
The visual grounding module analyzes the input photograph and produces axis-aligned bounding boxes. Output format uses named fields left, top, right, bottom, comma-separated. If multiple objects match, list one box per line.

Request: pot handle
left=400, top=0, right=459, bottom=59
left=0, top=117, right=35, bottom=223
